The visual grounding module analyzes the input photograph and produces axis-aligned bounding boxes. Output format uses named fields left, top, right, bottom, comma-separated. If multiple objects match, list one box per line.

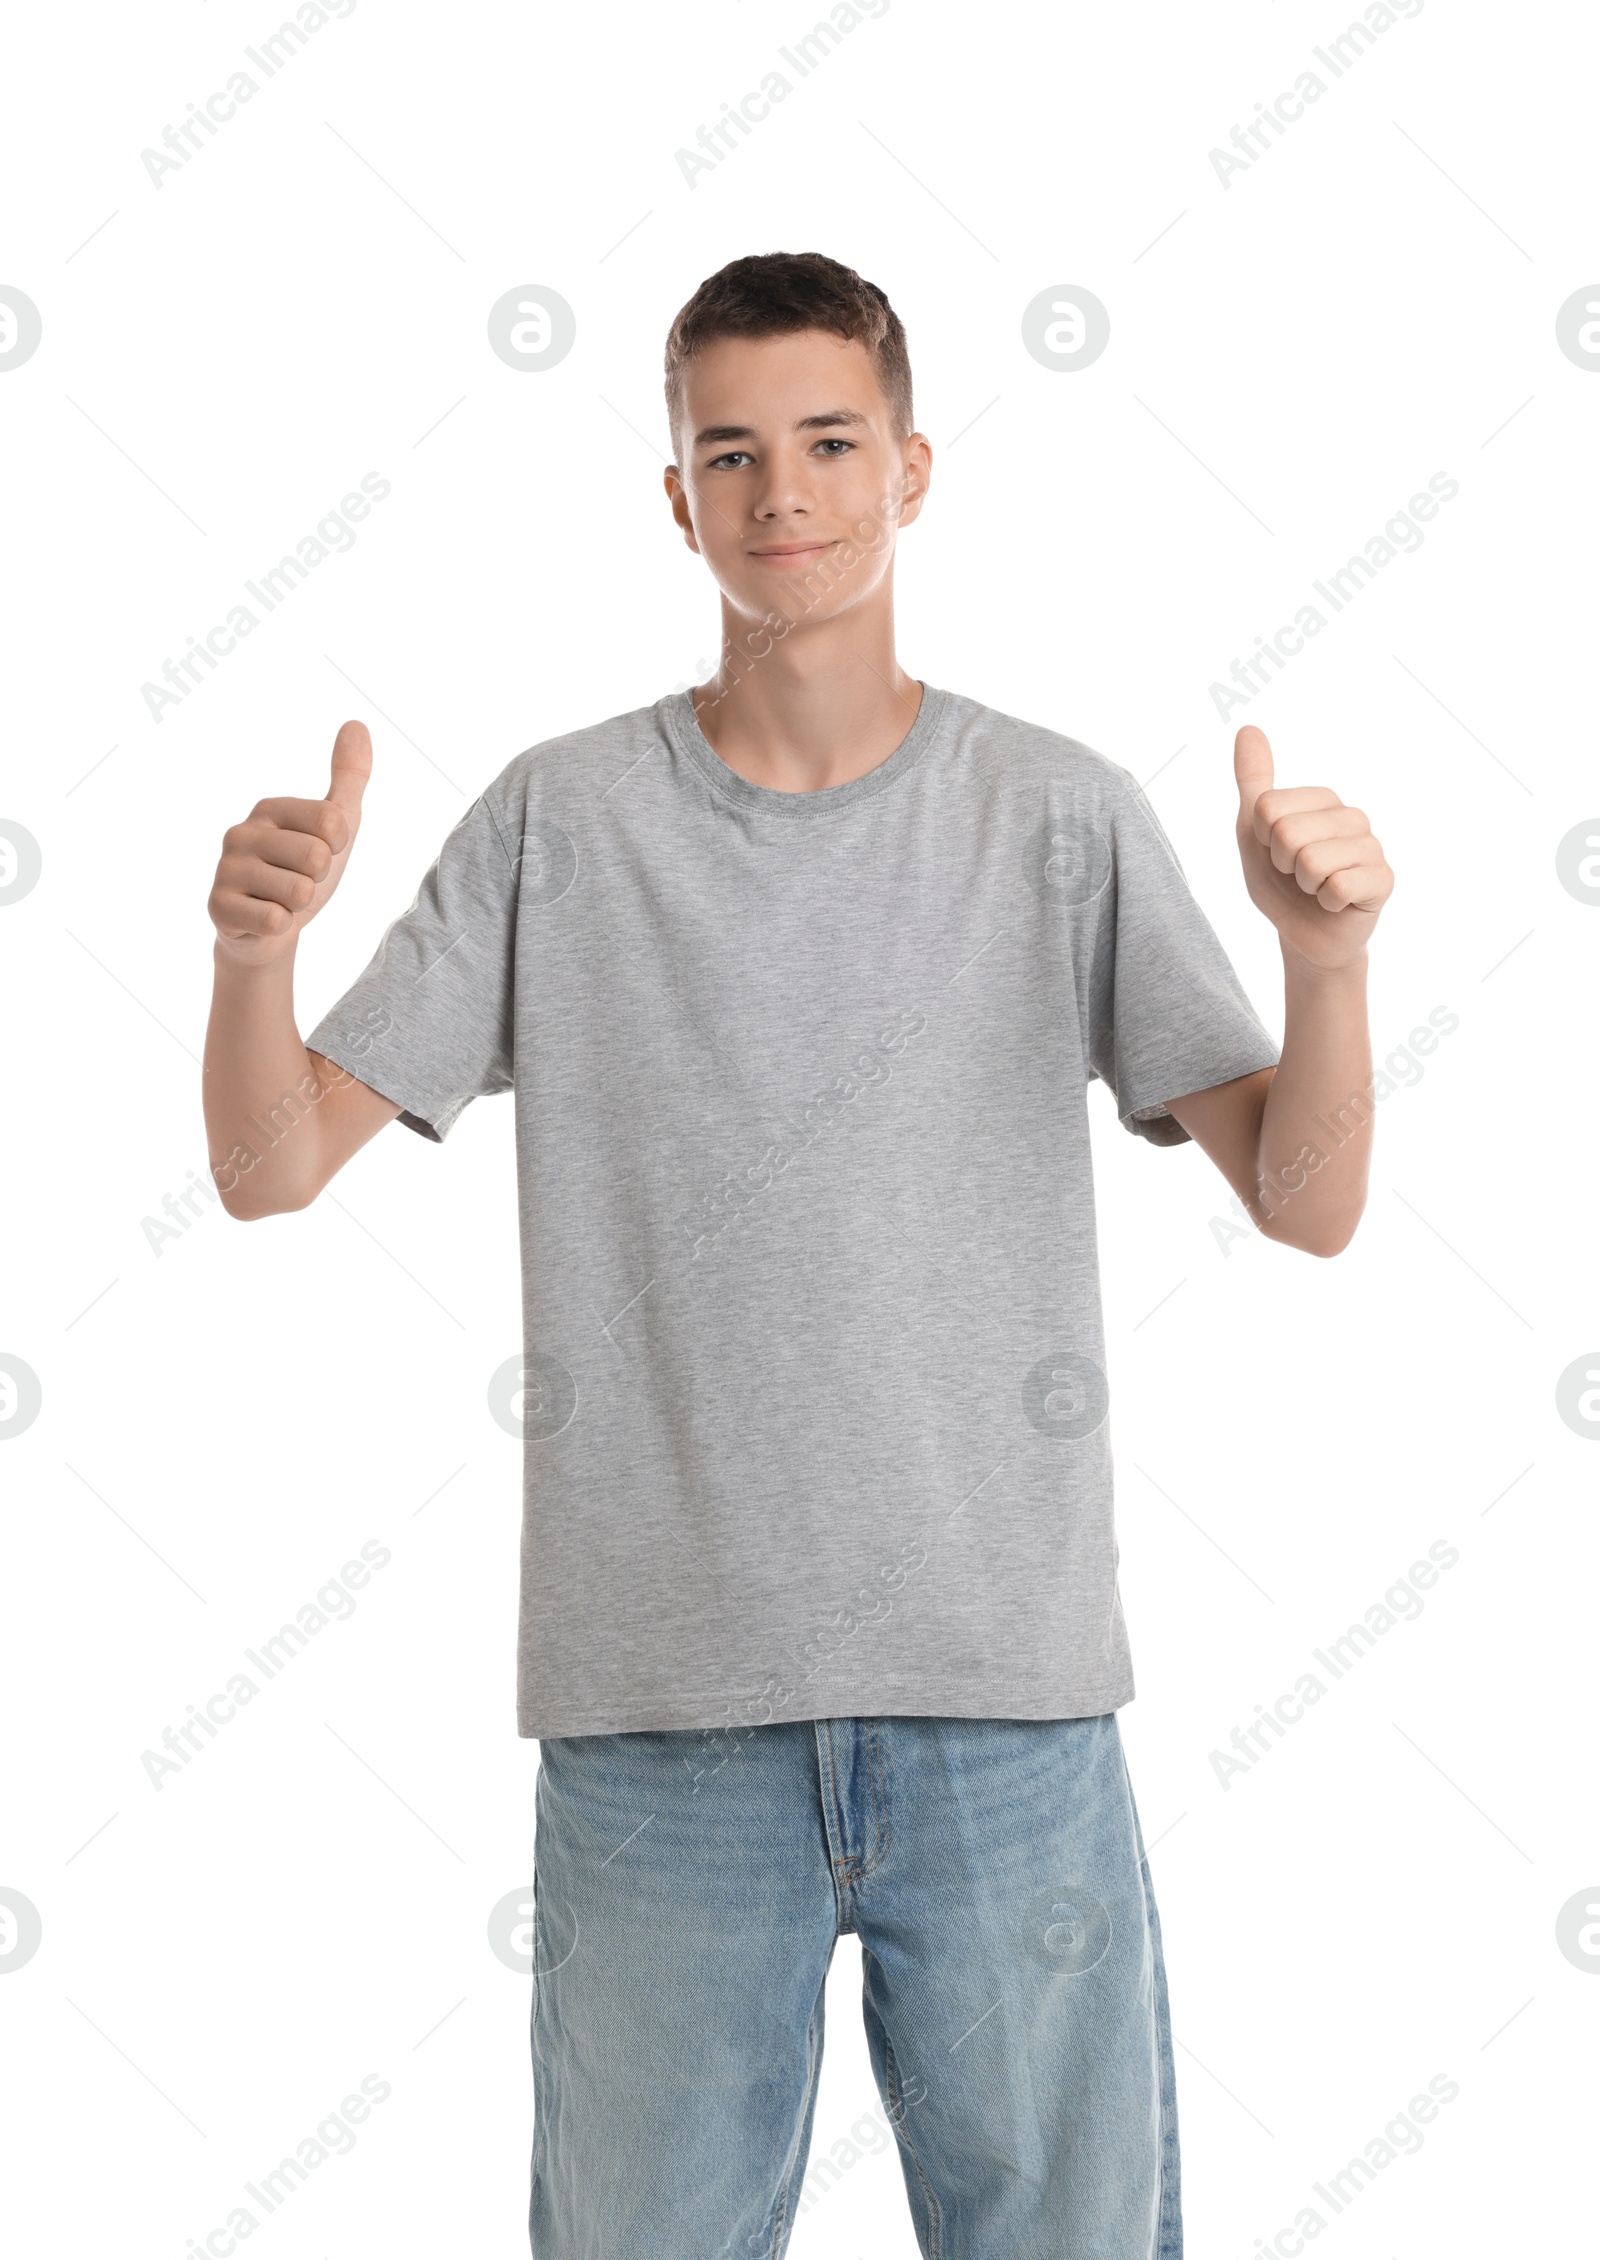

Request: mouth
left=746, top=539, right=839, bottom=568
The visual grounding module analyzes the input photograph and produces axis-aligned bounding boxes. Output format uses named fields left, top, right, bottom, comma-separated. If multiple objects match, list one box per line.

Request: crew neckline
left=660, top=679, right=948, bottom=818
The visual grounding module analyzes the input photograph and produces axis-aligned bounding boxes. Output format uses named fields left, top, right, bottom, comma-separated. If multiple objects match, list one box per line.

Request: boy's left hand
left=1233, top=724, right=1393, bottom=970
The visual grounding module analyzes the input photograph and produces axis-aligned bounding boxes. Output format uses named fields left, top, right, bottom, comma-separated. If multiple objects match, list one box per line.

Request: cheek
left=688, top=505, right=754, bottom=584
left=686, top=491, right=726, bottom=550
left=836, top=527, right=895, bottom=600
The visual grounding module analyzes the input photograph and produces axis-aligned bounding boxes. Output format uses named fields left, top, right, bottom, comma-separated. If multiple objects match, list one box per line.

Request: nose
left=750, top=456, right=821, bottom=522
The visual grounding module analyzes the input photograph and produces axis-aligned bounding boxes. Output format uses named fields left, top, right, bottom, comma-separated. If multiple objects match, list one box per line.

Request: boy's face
left=664, top=328, right=930, bottom=630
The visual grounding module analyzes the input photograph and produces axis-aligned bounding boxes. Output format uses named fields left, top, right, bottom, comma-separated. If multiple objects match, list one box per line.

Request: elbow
left=217, top=1177, right=320, bottom=1223
left=1263, top=1211, right=1363, bottom=1259
left=219, top=1193, right=277, bottom=1224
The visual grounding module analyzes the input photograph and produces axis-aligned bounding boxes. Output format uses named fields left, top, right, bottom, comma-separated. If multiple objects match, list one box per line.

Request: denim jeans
left=529, top=1711, right=1182, bottom=2258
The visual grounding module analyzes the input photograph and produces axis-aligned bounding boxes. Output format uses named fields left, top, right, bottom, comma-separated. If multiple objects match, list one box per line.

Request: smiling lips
left=746, top=539, right=839, bottom=569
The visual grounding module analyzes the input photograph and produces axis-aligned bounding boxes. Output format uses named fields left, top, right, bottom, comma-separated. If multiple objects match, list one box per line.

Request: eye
left=706, top=449, right=754, bottom=471
left=814, top=438, right=854, bottom=456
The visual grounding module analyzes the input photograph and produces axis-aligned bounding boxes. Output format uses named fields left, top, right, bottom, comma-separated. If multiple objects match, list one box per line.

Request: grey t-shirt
left=306, top=684, right=1280, bottom=1741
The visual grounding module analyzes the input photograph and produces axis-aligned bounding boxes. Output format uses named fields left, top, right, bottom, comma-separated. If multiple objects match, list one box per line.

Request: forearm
left=1250, top=944, right=1373, bottom=1254
left=202, top=943, right=349, bottom=1218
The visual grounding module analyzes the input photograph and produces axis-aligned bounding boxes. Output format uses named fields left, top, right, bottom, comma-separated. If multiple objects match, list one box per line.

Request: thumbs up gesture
left=1233, top=725, right=1393, bottom=970
left=207, top=720, right=372, bottom=966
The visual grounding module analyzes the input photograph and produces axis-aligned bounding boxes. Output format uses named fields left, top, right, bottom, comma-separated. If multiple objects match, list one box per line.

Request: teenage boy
left=203, top=252, right=1392, bottom=2258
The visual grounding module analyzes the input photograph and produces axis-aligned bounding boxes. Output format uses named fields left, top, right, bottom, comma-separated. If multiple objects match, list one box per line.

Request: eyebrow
left=692, top=407, right=870, bottom=447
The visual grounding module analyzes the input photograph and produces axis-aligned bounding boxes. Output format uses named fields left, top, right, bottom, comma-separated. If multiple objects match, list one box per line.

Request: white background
left=2, top=0, right=1595, bottom=2253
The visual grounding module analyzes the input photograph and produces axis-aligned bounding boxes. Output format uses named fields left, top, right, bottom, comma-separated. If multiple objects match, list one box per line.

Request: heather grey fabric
left=306, top=684, right=1280, bottom=1739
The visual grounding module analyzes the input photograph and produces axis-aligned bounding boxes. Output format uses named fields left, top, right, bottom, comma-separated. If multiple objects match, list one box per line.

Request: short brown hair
left=664, top=251, right=913, bottom=457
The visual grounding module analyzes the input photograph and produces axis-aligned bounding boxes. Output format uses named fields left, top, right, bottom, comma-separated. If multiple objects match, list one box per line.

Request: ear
left=663, top=464, right=700, bottom=552
left=895, top=431, right=934, bottom=529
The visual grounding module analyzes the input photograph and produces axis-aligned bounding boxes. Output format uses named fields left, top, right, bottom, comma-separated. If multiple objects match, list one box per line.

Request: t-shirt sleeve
left=303, top=788, right=518, bottom=1143
left=1082, top=772, right=1281, bottom=1146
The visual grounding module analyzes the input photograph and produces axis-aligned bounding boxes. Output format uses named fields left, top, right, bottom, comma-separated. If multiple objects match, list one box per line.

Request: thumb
left=1233, top=723, right=1274, bottom=827
left=327, top=718, right=372, bottom=822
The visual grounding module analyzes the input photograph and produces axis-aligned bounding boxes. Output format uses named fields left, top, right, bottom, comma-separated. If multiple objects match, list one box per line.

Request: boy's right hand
left=208, top=720, right=372, bottom=966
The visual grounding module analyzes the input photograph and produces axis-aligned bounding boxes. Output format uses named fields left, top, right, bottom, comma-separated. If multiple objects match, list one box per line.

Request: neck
left=693, top=591, right=921, bottom=793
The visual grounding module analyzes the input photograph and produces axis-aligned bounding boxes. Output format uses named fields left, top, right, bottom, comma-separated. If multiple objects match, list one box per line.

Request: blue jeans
left=529, top=1711, right=1182, bottom=2258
